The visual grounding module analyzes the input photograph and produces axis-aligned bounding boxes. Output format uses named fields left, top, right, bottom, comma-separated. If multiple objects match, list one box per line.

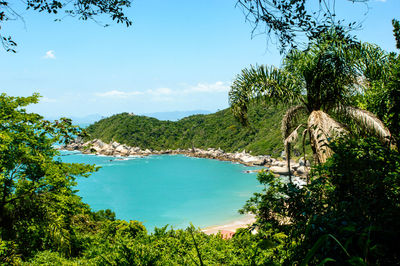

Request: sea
left=59, top=151, right=263, bottom=230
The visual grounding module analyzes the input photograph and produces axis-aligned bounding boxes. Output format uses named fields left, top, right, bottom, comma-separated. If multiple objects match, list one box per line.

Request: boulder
left=111, top=141, right=120, bottom=149
left=130, top=147, right=141, bottom=153
left=114, top=145, right=124, bottom=152
left=290, top=163, right=300, bottom=171
left=239, top=155, right=255, bottom=163
left=92, top=139, right=106, bottom=149
left=252, top=158, right=266, bottom=166
left=296, top=166, right=308, bottom=175
left=115, top=145, right=130, bottom=155
left=277, top=161, right=286, bottom=167
left=269, top=166, right=294, bottom=175
left=238, top=155, right=265, bottom=165
left=233, top=152, right=244, bottom=159
left=213, top=150, right=223, bottom=156
left=99, top=143, right=111, bottom=152
left=103, top=148, right=114, bottom=156
left=91, top=145, right=103, bottom=153
left=120, top=148, right=130, bottom=156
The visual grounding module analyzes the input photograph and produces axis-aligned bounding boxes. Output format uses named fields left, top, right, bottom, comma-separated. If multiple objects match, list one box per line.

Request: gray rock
left=269, top=166, right=294, bottom=175
left=130, top=147, right=141, bottom=153
left=103, top=148, right=114, bottom=156
left=277, top=161, right=286, bottom=167
left=291, top=163, right=299, bottom=171
left=296, top=166, right=308, bottom=175
left=111, top=141, right=120, bottom=149
left=92, top=139, right=106, bottom=149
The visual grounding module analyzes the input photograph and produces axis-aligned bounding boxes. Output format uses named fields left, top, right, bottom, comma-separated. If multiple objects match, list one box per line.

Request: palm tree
left=229, top=32, right=391, bottom=180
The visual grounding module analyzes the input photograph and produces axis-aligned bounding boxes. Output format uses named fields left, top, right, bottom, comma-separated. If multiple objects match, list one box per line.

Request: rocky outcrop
left=61, top=139, right=310, bottom=177
left=269, top=166, right=293, bottom=176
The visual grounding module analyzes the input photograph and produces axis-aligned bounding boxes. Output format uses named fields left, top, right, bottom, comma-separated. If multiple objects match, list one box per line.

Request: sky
left=1, top=0, right=399, bottom=118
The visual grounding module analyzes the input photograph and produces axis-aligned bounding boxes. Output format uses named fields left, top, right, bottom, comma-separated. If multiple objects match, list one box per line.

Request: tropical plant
left=229, top=30, right=392, bottom=175
left=241, top=136, right=400, bottom=265
left=355, top=21, right=400, bottom=146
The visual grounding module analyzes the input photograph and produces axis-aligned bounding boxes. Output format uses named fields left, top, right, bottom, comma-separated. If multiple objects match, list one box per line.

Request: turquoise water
left=60, top=151, right=262, bottom=230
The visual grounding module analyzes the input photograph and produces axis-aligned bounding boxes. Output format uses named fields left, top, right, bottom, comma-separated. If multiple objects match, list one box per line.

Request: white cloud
left=185, top=81, right=230, bottom=93
left=95, top=81, right=230, bottom=101
left=43, top=50, right=56, bottom=59
left=95, top=90, right=144, bottom=98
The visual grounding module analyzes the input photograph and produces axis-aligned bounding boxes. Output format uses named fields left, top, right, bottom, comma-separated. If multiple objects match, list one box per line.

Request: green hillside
left=85, top=104, right=287, bottom=157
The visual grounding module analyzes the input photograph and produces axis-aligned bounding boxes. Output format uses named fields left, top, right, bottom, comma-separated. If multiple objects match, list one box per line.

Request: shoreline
left=201, top=214, right=256, bottom=236
left=61, top=138, right=310, bottom=177
left=61, top=141, right=308, bottom=236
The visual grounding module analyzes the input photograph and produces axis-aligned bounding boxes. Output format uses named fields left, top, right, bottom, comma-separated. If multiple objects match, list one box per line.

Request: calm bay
left=60, top=151, right=262, bottom=230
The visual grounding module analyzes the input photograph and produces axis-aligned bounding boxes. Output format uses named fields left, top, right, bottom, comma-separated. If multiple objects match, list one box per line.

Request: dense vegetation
left=85, top=103, right=288, bottom=157
left=230, top=30, right=392, bottom=169
left=241, top=136, right=400, bottom=265
left=0, top=93, right=275, bottom=265
left=2, top=92, right=400, bottom=265
left=1, top=1, right=399, bottom=262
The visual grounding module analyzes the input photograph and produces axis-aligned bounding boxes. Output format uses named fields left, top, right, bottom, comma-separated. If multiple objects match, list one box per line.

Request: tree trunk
left=287, top=143, right=292, bottom=184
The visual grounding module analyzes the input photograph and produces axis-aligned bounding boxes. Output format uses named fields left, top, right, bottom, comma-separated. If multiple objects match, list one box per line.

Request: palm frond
left=308, top=111, right=347, bottom=163
left=355, top=42, right=390, bottom=84
left=336, top=105, right=391, bottom=144
left=281, top=105, right=307, bottom=139
left=284, top=124, right=303, bottom=147
left=229, top=65, right=302, bottom=125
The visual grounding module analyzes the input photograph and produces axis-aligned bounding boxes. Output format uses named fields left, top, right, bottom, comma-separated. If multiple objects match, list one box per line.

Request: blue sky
left=1, top=0, right=399, bottom=118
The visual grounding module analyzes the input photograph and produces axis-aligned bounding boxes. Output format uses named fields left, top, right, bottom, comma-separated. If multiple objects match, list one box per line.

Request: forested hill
left=85, top=104, right=286, bottom=157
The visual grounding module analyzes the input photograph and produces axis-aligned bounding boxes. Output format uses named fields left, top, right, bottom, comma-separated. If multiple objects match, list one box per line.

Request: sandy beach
left=201, top=214, right=256, bottom=235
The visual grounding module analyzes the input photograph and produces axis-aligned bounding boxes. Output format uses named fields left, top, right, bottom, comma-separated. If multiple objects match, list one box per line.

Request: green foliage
left=22, top=219, right=288, bottom=265
left=236, top=0, right=366, bottom=52
left=357, top=33, right=400, bottom=145
left=0, top=93, right=98, bottom=259
left=0, top=93, right=290, bottom=264
left=393, top=19, right=400, bottom=50
left=242, top=137, right=400, bottom=265
left=229, top=30, right=390, bottom=165
left=85, top=103, right=286, bottom=157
